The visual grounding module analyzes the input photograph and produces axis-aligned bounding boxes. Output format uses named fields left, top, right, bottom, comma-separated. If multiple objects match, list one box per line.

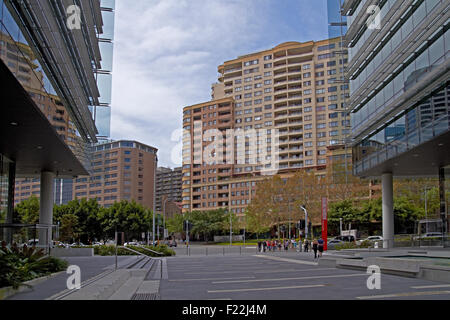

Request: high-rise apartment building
left=72, top=140, right=158, bottom=209
left=182, top=37, right=350, bottom=215
left=155, top=167, right=182, bottom=213
left=343, top=0, right=449, bottom=246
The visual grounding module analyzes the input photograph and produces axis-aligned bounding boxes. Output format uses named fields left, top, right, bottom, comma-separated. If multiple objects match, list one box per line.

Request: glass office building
left=92, top=0, right=115, bottom=140
left=343, top=0, right=449, bottom=247
left=1, top=0, right=109, bottom=246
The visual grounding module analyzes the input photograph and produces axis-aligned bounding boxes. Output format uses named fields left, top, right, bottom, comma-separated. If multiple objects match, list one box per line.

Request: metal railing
left=0, top=223, right=58, bottom=254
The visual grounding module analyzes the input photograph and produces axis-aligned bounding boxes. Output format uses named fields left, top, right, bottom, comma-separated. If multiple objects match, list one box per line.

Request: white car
left=124, top=241, right=139, bottom=246
left=357, top=236, right=383, bottom=245
left=414, top=232, right=443, bottom=240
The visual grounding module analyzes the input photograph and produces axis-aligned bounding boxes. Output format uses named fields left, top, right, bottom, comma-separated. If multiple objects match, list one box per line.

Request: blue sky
left=110, top=0, right=329, bottom=168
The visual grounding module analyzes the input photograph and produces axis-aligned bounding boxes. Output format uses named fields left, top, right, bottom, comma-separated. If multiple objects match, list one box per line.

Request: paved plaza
left=6, top=248, right=450, bottom=300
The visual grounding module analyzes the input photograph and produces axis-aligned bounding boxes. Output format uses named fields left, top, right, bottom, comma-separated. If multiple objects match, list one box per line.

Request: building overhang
left=357, top=130, right=450, bottom=179
left=0, top=60, right=88, bottom=178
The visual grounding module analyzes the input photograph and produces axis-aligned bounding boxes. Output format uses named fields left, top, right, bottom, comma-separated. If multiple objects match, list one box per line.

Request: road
left=159, top=252, right=450, bottom=300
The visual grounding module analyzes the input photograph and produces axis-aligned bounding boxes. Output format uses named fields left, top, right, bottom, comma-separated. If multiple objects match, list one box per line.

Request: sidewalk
left=7, top=256, right=136, bottom=300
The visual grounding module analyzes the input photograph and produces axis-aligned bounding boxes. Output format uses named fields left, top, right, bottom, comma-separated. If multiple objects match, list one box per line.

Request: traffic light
left=297, top=220, right=305, bottom=229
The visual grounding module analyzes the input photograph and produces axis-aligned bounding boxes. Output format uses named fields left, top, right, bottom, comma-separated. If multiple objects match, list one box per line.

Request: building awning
left=0, top=59, right=88, bottom=178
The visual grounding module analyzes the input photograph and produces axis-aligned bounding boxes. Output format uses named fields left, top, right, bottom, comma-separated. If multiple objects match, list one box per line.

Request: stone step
left=108, top=276, right=145, bottom=300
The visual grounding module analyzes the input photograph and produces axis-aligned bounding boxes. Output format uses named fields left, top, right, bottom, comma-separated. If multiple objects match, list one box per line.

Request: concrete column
left=4, top=162, right=15, bottom=244
left=39, top=171, right=55, bottom=247
left=382, top=173, right=394, bottom=249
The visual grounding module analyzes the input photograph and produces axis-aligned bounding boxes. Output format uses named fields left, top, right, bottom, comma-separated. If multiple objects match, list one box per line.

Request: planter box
left=51, top=247, right=94, bottom=257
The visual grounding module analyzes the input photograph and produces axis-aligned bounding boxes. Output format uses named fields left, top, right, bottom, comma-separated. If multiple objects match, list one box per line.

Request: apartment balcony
left=288, top=77, right=302, bottom=83
left=273, top=63, right=287, bottom=72
left=289, top=146, right=303, bottom=152
left=274, top=87, right=288, bottom=95
left=289, top=129, right=303, bottom=135
left=274, top=96, right=289, bottom=104
left=274, top=79, right=287, bottom=86
left=274, top=112, right=288, bottom=119
left=273, top=70, right=287, bottom=78
left=275, top=121, right=288, bottom=127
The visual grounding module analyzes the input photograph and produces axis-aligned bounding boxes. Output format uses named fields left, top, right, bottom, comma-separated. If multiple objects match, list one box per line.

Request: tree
left=100, top=200, right=150, bottom=241
left=14, top=196, right=39, bottom=224
left=54, top=198, right=103, bottom=243
left=166, top=213, right=184, bottom=235
left=186, top=209, right=231, bottom=242
left=59, top=213, right=79, bottom=243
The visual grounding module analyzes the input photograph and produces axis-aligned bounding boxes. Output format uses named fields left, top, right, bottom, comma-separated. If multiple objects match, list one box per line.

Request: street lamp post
left=163, top=198, right=169, bottom=240
left=300, top=205, right=308, bottom=240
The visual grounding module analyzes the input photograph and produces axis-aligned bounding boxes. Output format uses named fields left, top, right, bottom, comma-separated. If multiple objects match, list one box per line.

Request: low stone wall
left=50, top=247, right=94, bottom=257
left=213, top=235, right=244, bottom=243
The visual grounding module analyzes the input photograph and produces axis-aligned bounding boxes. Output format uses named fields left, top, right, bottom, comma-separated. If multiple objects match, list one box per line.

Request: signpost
left=321, top=197, right=328, bottom=251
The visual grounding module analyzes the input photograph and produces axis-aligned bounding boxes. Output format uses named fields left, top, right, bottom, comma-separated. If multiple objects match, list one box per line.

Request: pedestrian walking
left=304, top=239, right=309, bottom=252
left=271, top=240, right=276, bottom=252
left=312, top=239, right=319, bottom=259
left=277, top=240, right=282, bottom=251
left=263, top=240, right=267, bottom=252
left=318, top=237, right=324, bottom=258
left=257, top=241, right=262, bottom=252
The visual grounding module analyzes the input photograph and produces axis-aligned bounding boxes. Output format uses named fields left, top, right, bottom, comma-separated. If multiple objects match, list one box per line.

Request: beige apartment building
left=182, top=37, right=349, bottom=216
left=72, top=140, right=158, bottom=209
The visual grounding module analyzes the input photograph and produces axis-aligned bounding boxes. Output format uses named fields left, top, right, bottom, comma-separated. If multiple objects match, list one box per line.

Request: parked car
left=70, top=242, right=86, bottom=247
left=124, top=241, right=139, bottom=246
left=327, top=239, right=343, bottom=250
left=333, top=235, right=356, bottom=242
left=356, top=236, right=383, bottom=245
left=414, top=232, right=443, bottom=240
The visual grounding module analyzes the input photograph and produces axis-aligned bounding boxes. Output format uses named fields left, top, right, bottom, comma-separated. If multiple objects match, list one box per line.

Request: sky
left=110, top=0, right=330, bottom=168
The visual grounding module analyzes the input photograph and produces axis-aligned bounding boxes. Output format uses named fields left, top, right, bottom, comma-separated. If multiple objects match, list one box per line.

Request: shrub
left=92, top=245, right=175, bottom=257
left=0, top=243, right=68, bottom=289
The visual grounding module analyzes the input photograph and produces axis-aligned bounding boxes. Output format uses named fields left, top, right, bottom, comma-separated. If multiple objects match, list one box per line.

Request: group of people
left=257, top=239, right=296, bottom=252
left=258, top=237, right=325, bottom=259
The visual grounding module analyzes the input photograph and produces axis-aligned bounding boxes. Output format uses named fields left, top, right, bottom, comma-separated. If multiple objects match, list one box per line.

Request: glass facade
left=92, top=0, right=116, bottom=139
left=351, top=26, right=449, bottom=132
left=344, top=0, right=449, bottom=175
left=353, top=85, right=450, bottom=174
left=327, top=0, right=348, bottom=38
